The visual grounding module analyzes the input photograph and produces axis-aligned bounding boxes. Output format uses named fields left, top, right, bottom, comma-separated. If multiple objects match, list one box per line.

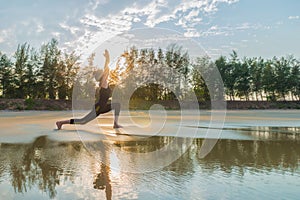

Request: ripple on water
left=0, top=126, right=299, bottom=199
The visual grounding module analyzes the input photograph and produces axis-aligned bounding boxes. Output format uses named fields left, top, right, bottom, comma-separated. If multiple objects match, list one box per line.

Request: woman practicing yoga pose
left=56, top=49, right=122, bottom=130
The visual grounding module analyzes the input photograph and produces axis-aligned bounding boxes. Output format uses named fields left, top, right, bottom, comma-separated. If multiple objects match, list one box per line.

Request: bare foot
left=113, top=123, right=123, bottom=129
left=56, top=121, right=63, bottom=130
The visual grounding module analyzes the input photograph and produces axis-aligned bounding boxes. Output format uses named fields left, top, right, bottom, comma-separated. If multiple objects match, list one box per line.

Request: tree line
left=0, top=39, right=79, bottom=99
left=112, top=46, right=299, bottom=102
left=215, top=51, right=300, bottom=101
left=0, top=40, right=299, bottom=101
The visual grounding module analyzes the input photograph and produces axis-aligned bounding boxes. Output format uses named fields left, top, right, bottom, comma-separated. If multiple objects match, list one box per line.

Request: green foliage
left=290, top=61, right=300, bottom=99
left=215, top=52, right=299, bottom=101
left=235, top=60, right=251, bottom=100
left=73, top=53, right=97, bottom=101
left=273, top=56, right=291, bottom=100
left=0, top=52, right=15, bottom=98
left=14, top=43, right=30, bottom=98
left=0, top=39, right=79, bottom=100
left=0, top=39, right=299, bottom=103
left=116, top=45, right=190, bottom=102
left=40, top=38, right=60, bottom=99
left=191, top=57, right=210, bottom=101
left=248, top=57, right=264, bottom=100
left=25, top=98, right=35, bottom=110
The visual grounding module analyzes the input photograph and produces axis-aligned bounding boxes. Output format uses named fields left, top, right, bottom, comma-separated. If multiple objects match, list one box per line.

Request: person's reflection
left=92, top=139, right=112, bottom=200
left=93, top=162, right=112, bottom=200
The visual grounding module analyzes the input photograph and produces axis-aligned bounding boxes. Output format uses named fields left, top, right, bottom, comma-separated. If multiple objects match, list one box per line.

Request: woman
left=56, top=49, right=122, bottom=130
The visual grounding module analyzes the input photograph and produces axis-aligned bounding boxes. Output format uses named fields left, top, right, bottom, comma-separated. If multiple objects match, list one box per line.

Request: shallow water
left=0, top=110, right=299, bottom=199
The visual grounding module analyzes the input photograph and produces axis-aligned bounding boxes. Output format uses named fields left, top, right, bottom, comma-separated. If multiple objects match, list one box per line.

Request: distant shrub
left=0, top=103, right=6, bottom=110
left=16, top=103, right=24, bottom=110
left=25, top=98, right=35, bottom=110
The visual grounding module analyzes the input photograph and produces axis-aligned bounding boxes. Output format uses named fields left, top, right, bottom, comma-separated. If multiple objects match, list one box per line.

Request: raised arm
left=100, top=49, right=110, bottom=88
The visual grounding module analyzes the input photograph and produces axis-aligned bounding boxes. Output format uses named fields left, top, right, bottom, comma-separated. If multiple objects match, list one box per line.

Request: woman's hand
left=103, top=49, right=110, bottom=63
left=101, top=49, right=110, bottom=88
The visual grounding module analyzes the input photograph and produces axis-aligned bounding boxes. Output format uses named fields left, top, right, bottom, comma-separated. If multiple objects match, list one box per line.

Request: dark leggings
left=70, top=103, right=120, bottom=125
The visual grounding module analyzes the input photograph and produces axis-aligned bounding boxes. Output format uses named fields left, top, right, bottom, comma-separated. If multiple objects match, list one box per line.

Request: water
left=0, top=111, right=299, bottom=199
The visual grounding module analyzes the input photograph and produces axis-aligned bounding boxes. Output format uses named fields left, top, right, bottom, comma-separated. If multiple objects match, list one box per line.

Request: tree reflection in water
left=195, top=139, right=300, bottom=175
left=0, top=130, right=299, bottom=199
left=1, top=136, right=84, bottom=198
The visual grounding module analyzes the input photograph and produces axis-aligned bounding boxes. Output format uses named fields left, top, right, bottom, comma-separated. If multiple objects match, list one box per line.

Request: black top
left=98, top=87, right=111, bottom=107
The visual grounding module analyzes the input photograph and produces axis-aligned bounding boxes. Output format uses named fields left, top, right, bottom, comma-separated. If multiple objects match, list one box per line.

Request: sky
left=0, top=0, right=299, bottom=60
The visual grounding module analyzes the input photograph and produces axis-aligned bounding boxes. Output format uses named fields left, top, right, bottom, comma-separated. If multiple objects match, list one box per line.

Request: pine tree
left=24, top=48, right=40, bottom=98
left=0, top=52, right=14, bottom=98
left=14, top=43, right=30, bottom=98
left=235, top=58, right=251, bottom=100
left=40, top=38, right=61, bottom=99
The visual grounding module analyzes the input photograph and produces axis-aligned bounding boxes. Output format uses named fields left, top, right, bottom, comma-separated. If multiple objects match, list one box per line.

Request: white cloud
left=18, top=18, right=46, bottom=35
left=144, top=0, right=240, bottom=32
left=57, top=0, right=240, bottom=59
left=199, top=25, right=230, bottom=37
left=120, top=0, right=170, bottom=28
left=144, top=0, right=169, bottom=27
left=182, top=16, right=202, bottom=27
left=90, top=0, right=100, bottom=11
left=59, top=22, right=80, bottom=35
left=71, top=11, right=135, bottom=60
left=37, top=23, right=45, bottom=33
left=133, top=17, right=141, bottom=22
left=235, top=23, right=250, bottom=30
left=288, top=16, right=299, bottom=20
left=184, top=28, right=200, bottom=37
left=80, top=13, right=133, bottom=32
left=197, top=22, right=263, bottom=37
left=0, top=29, right=14, bottom=44
left=175, top=0, right=238, bottom=14
left=51, top=32, right=61, bottom=38
left=88, top=0, right=110, bottom=11
left=185, top=9, right=200, bottom=20
left=71, top=1, right=170, bottom=57
left=118, top=0, right=239, bottom=29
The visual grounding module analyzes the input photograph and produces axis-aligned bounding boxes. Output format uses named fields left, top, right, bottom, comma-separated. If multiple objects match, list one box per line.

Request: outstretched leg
left=56, top=102, right=121, bottom=130
left=56, top=103, right=100, bottom=129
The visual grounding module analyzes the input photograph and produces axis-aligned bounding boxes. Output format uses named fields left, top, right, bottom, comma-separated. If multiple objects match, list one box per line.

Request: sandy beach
left=0, top=110, right=299, bottom=143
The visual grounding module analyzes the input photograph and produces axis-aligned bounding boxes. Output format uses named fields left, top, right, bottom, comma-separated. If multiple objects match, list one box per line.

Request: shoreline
left=1, top=110, right=299, bottom=144
left=0, top=98, right=299, bottom=111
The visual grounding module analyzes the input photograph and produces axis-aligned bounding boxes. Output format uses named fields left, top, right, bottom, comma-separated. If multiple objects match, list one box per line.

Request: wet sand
left=0, top=110, right=299, bottom=143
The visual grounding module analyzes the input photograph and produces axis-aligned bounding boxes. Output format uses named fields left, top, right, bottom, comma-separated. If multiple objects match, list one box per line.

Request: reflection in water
left=247, top=126, right=300, bottom=140
left=93, top=163, right=112, bottom=199
left=92, top=140, right=112, bottom=200
left=196, top=139, right=299, bottom=173
left=2, top=136, right=63, bottom=198
left=0, top=129, right=299, bottom=199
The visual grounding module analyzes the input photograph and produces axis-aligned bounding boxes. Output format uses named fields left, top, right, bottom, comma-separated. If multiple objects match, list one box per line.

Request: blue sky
left=0, top=0, right=299, bottom=59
